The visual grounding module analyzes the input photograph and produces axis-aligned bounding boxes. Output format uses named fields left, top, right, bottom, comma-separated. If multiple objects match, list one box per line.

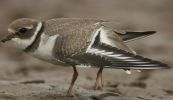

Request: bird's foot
left=94, top=82, right=103, bottom=90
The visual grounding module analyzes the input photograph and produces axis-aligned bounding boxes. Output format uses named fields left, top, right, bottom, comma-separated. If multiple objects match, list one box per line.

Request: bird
left=1, top=18, right=169, bottom=96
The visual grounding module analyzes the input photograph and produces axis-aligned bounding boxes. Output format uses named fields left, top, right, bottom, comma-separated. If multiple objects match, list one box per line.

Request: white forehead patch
left=11, top=22, right=42, bottom=50
left=8, top=28, right=15, bottom=33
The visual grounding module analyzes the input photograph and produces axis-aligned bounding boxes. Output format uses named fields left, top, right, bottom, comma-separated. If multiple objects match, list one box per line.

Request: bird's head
left=1, top=18, right=43, bottom=50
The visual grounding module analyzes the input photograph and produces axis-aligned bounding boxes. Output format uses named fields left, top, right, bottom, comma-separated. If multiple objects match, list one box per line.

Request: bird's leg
left=94, top=67, right=104, bottom=90
left=66, top=65, right=78, bottom=96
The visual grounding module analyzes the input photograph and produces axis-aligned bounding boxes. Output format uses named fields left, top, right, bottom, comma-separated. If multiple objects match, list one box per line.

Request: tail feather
left=119, top=31, right=156, bottom=42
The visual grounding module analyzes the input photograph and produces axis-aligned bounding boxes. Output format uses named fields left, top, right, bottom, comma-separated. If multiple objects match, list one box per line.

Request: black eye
left=19, top=28, right=28, bottom=33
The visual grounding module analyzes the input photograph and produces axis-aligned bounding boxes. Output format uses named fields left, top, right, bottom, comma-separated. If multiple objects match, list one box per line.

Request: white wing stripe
left=88, top=48, right=133, bottom=60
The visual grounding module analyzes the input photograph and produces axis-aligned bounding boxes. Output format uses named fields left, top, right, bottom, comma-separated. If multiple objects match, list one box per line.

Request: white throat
left=11, top=22, right=42, bottom=50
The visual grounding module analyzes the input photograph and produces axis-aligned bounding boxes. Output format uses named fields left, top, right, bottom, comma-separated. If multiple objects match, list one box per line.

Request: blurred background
left=0, top=0, right=173, bottom=99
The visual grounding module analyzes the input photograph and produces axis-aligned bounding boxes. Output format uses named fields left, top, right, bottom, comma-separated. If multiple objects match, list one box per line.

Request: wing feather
left=70, top=31, right=169, bottom=69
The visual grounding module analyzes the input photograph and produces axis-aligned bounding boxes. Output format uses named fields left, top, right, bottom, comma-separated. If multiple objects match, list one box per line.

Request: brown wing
left=45, top=18, right=154, bottom=64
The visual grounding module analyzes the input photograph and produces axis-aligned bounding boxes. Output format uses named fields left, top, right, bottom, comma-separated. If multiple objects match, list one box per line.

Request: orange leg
left=66, top=65, right=78, bottom=96
left=94, top=67, right=104, bottom=90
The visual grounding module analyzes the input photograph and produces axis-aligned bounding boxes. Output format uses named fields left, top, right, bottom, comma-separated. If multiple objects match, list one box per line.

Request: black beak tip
left=1, top=34, right=14, bottom=43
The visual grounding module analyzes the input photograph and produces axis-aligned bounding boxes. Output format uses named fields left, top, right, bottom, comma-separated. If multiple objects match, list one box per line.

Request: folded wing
left=119, top=31, right=156, bottom=42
